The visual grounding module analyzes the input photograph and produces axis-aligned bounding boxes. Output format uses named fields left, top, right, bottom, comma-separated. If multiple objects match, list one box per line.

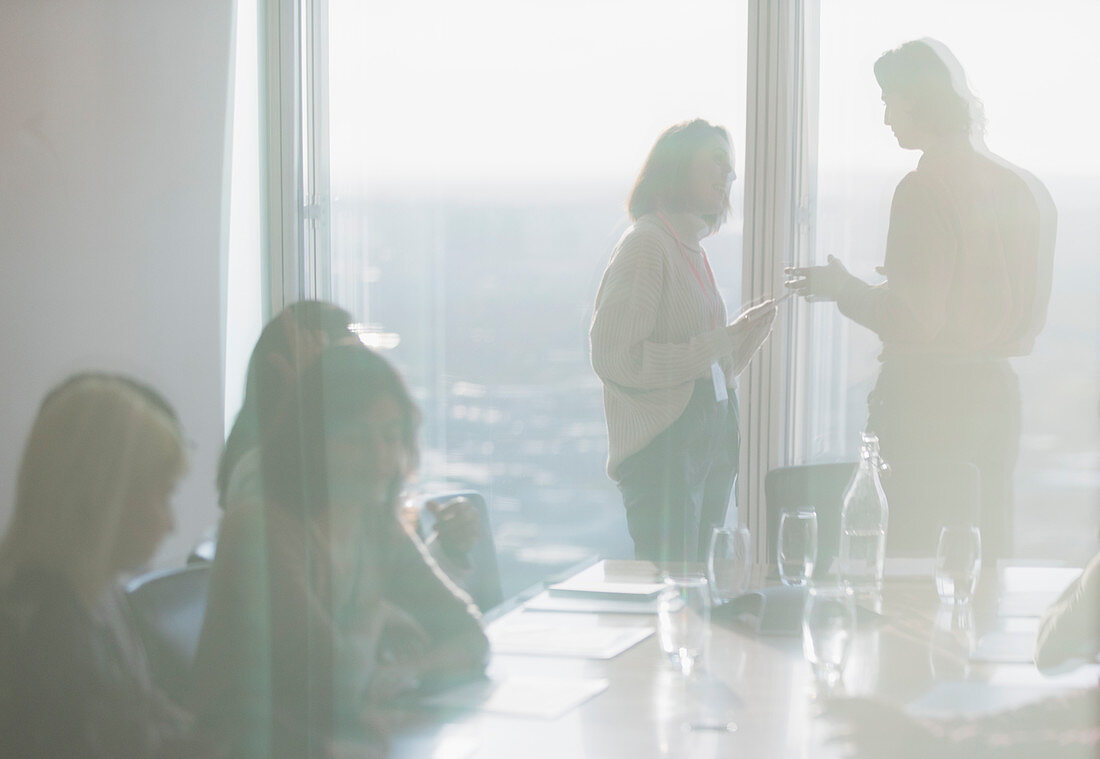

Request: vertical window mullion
left=260, top=0, right=305, bottom=315
left=301, top=0, right=330, bottom=302
left=741, top=0, right=816, bottom=564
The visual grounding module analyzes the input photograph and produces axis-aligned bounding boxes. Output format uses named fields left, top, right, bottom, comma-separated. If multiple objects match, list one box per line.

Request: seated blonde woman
left=0, top=374, right=210, bottom=758
left=193, top=344, right=488, bottom=758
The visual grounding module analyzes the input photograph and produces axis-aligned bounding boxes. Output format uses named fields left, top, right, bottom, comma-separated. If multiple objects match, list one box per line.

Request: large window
left=790, top=0, right=1100, bottom=562
left=259, top=0, right=1098, bottom=579
left=322, top=0, right=748, bottom=593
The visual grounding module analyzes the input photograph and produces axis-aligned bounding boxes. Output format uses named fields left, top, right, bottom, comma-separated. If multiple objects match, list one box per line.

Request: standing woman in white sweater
left=591, top=119, right=776, bottom=563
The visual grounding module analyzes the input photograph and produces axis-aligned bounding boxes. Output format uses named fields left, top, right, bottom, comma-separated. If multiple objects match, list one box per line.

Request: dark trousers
left=868, top=357, right=1021, bottom=566
left=617, top=380, right=740, bottom=564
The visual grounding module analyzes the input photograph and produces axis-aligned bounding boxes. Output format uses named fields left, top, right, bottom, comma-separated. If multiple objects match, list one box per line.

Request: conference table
left=387, top=560, right=1088, bottom=758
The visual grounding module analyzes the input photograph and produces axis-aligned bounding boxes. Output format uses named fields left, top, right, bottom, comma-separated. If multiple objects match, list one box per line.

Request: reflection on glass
left=928, top=606, right=975, bottom=681
left=657, top=575, right=711, bottom=676
left=802, top=585, right=856, bottom=696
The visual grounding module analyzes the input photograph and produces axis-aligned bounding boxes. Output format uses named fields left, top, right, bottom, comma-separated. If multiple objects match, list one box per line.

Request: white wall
left=0, top=0, right=234, bottom=566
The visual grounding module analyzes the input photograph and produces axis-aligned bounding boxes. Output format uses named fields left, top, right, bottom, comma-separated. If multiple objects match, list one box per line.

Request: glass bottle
left=838, top=432, right=889, bottom=593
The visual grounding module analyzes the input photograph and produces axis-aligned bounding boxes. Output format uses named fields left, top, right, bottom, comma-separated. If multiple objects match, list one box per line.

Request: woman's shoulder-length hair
left=627, top=118, right=733, bottom=230
left=1, top=373, right=186, bottom=587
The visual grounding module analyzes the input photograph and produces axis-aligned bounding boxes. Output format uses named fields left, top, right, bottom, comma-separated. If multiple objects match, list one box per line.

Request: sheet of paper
left=548, top=560, right=664, bottom=598
left=998, top=591, right=1064, bottom=618
left=523, top=590, right=660, bottom=615
left=971, top=630, right=1038, bottom=664
left=1000, top=565, right=1080, bottom=594
left=339, top=726, right=479, bottom=759
left=419, top=676, right=609, bottom=720
left=988, top=663, right=1100, bottom=688
left=548, top=579, right=664, bottom=599
left=489, top=621, right=653, bottom=659
left=908, top=682, right=1059, bottom=717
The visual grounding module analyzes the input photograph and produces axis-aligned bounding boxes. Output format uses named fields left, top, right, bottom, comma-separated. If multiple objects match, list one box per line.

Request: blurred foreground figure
left=1035, top=549, right=1100, bottom=673
left=787, top=38, right=1056, bottom=566
left=825, top=691, right=1100, bottom=759
left=193, top=344, right=488, bottom=758
left=0, top=374, right=212, bottom=757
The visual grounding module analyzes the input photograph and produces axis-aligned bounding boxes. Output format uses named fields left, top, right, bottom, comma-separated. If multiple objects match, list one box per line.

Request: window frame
left=261, top=0, right=815, bottom=562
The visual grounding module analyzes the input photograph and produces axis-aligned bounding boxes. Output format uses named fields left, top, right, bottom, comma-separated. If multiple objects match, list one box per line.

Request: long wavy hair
left=874, top=38, right=985, bottom=139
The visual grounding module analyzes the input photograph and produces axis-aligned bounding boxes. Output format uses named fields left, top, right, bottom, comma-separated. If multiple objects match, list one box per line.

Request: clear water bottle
left=839, top=433, right=889, bottom=593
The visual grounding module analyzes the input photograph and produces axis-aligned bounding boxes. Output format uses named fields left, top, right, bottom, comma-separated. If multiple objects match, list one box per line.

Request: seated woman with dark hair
left=218, top=300, right=485, bottom=601
left=193, top=344, right=488, bottom=758
left=0, top=374, right=211, bottom=758
left=218, top=299, right=358, bottom=512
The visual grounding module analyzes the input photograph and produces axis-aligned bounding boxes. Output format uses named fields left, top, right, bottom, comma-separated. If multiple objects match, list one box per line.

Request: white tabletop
left=387, top=562, right=1087, bottom=759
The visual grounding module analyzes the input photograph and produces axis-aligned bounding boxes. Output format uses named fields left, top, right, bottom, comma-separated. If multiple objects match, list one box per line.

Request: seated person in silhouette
left=219, top=300, right=482, bottom=593
left=193, top=344, right=488, bottom=758
left=825, top=690, right=1100, bottom=759
left=787, top=38, right=1056, bottom=567
left=0, top=374, right=212, bottom=758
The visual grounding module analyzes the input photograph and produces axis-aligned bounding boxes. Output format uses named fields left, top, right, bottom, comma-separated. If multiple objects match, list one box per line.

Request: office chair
left=125, top=563, right=212, bottom=702
left=765, top=459, right=982, bottom=574
left=765, top=463, right=855, bottom=578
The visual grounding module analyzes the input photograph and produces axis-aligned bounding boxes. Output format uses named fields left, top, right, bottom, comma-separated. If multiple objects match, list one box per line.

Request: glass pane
left=225, top=0, right=263, bottom=434
left=326, top=0, right=748, bottom=594
left=795, top=0, right=1100, bottom=562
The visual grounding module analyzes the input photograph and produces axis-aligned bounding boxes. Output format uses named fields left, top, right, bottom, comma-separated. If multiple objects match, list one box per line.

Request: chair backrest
left=765, top=459, right=983, bottom=573
left=125, top=563, right=212, bottom=702
left=882, top=458, right=981, bottom=557
left=418, top=490, right=503, bottom=613
left=765, top=463, right=855, bottom=578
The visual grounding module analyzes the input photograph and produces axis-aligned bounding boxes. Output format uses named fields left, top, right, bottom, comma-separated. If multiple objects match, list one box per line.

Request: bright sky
left=327, top=0, right=1099, bottom=193
left=816, top=0, right=1100, bottom=177
left=328, top=0, right=748, bottom=193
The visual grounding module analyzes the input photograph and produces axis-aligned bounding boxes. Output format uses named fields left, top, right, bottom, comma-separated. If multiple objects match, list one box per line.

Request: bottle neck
left=860, top=447, right=885, bottom=477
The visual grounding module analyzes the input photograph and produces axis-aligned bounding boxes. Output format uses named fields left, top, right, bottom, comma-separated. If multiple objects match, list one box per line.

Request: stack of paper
left=523, top=590, right=661, bottom=615
left=488, top=620, right=653, bottom=659
left=523, top=560, right=666, bottom=614
left=547, top=560, right=664, bottom=600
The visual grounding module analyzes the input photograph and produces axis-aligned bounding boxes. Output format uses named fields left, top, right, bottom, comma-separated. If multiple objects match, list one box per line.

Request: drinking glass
left=657, top=575, right=711, bottom=676
left=935, top=526, right=982, bottom=606
left=778, top=509, right=817, bottom=586
left=707, top=525, right=753, bottom=603
left=802, top=584, right=856, bottom=694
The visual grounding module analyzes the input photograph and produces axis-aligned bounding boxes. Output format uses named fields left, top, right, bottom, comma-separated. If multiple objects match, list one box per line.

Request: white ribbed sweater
left=590, top=212, right=739, bottom=480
